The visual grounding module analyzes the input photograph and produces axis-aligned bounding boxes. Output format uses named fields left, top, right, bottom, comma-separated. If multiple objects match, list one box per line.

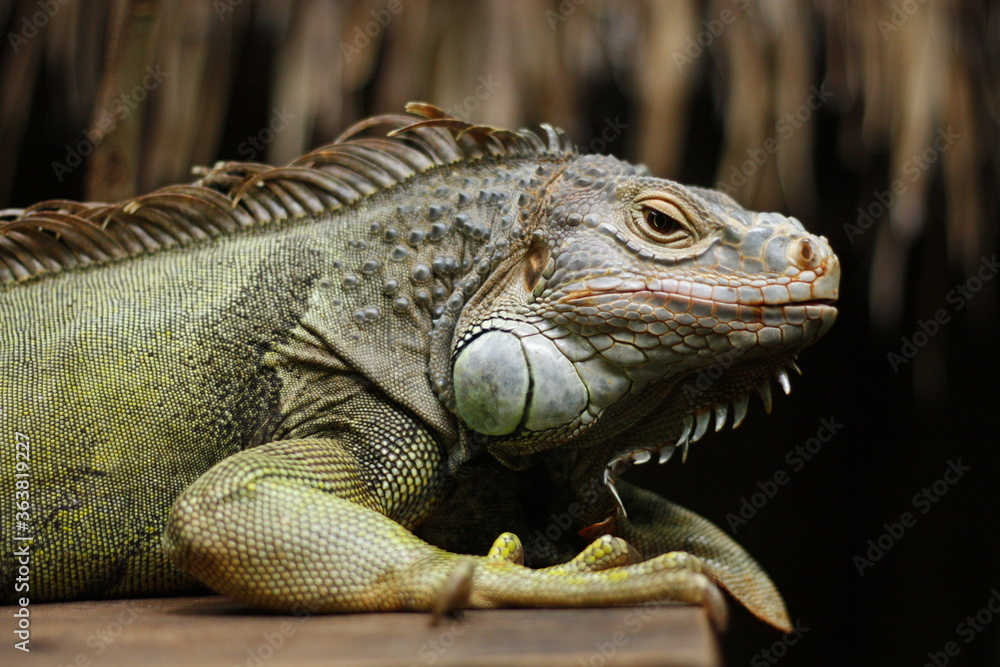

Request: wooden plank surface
left=3, top=597, right=719, bottom=666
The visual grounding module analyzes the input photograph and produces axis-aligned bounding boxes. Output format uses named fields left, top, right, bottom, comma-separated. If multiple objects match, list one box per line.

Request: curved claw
left=430, top=558, right=475, bottom=624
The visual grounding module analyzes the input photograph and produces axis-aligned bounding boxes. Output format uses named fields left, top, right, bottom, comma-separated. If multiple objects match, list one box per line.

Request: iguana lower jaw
left=600, top=351, right=812, bottom=517
left=599, top=282, right=841, bottom=470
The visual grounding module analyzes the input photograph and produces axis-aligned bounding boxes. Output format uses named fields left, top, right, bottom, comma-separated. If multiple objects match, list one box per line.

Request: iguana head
left=450, top=153, right=839, bottom=471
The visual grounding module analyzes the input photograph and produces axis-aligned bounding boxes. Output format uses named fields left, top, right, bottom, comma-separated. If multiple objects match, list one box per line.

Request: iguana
left=0, top=103, right=838, bottom=632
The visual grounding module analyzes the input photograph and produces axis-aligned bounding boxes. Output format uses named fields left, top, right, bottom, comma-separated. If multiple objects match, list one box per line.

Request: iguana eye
left=645, top=209, right=682, bottom=235
left=635, top=197, right=693, bottom=245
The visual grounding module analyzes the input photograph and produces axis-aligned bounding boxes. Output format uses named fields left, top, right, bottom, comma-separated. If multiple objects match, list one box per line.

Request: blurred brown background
left=1, top=1, right=997, bottom=664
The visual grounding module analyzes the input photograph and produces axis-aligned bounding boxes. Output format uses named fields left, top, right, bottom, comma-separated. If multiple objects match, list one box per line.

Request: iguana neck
left=264, top=156, right=570, bottom=470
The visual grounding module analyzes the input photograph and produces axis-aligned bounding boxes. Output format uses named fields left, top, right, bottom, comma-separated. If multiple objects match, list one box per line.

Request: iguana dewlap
left=0, top=103, right=839, bottom=632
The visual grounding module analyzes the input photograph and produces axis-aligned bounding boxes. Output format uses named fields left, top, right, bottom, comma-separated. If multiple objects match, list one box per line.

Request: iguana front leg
left=164, top=439, right=727, bottom=626
left=614, top=480, right=792, bottom=632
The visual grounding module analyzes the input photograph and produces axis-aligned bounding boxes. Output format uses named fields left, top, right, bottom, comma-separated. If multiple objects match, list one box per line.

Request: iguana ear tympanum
left=1, top=103, right=838, bottom=631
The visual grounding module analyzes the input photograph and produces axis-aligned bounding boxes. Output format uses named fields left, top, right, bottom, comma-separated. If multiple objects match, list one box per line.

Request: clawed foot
left=430, top=532, right=729, bottom=631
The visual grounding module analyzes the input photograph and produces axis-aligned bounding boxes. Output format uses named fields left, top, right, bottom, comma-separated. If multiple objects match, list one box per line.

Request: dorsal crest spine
left=0, top=103, right=575, bottom=284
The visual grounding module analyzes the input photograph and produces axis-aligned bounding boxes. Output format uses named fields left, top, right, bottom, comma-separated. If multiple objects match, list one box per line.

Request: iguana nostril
left=793, top=238, right=818, bottom=269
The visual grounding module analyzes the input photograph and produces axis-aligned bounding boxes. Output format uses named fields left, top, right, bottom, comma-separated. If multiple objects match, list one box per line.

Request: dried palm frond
left=0, top=0, right=994, bottom=401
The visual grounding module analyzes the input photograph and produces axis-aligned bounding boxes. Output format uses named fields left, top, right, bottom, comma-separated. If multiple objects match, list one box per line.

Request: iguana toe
left=486, top=532, right=524, bottom=565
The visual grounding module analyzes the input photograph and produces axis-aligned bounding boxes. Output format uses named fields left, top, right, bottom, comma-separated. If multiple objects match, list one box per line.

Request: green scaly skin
left=0, top=104, right=839, bottom=632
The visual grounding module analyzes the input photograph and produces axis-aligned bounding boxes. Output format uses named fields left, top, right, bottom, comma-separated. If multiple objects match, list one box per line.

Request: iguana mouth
left=556, top=254, right=840, bottom=313
left=784, top=298, right=837, bottom=309
left=561, top=288, right=837, bottom=306
left=600, top=354, right=803, bottom=518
